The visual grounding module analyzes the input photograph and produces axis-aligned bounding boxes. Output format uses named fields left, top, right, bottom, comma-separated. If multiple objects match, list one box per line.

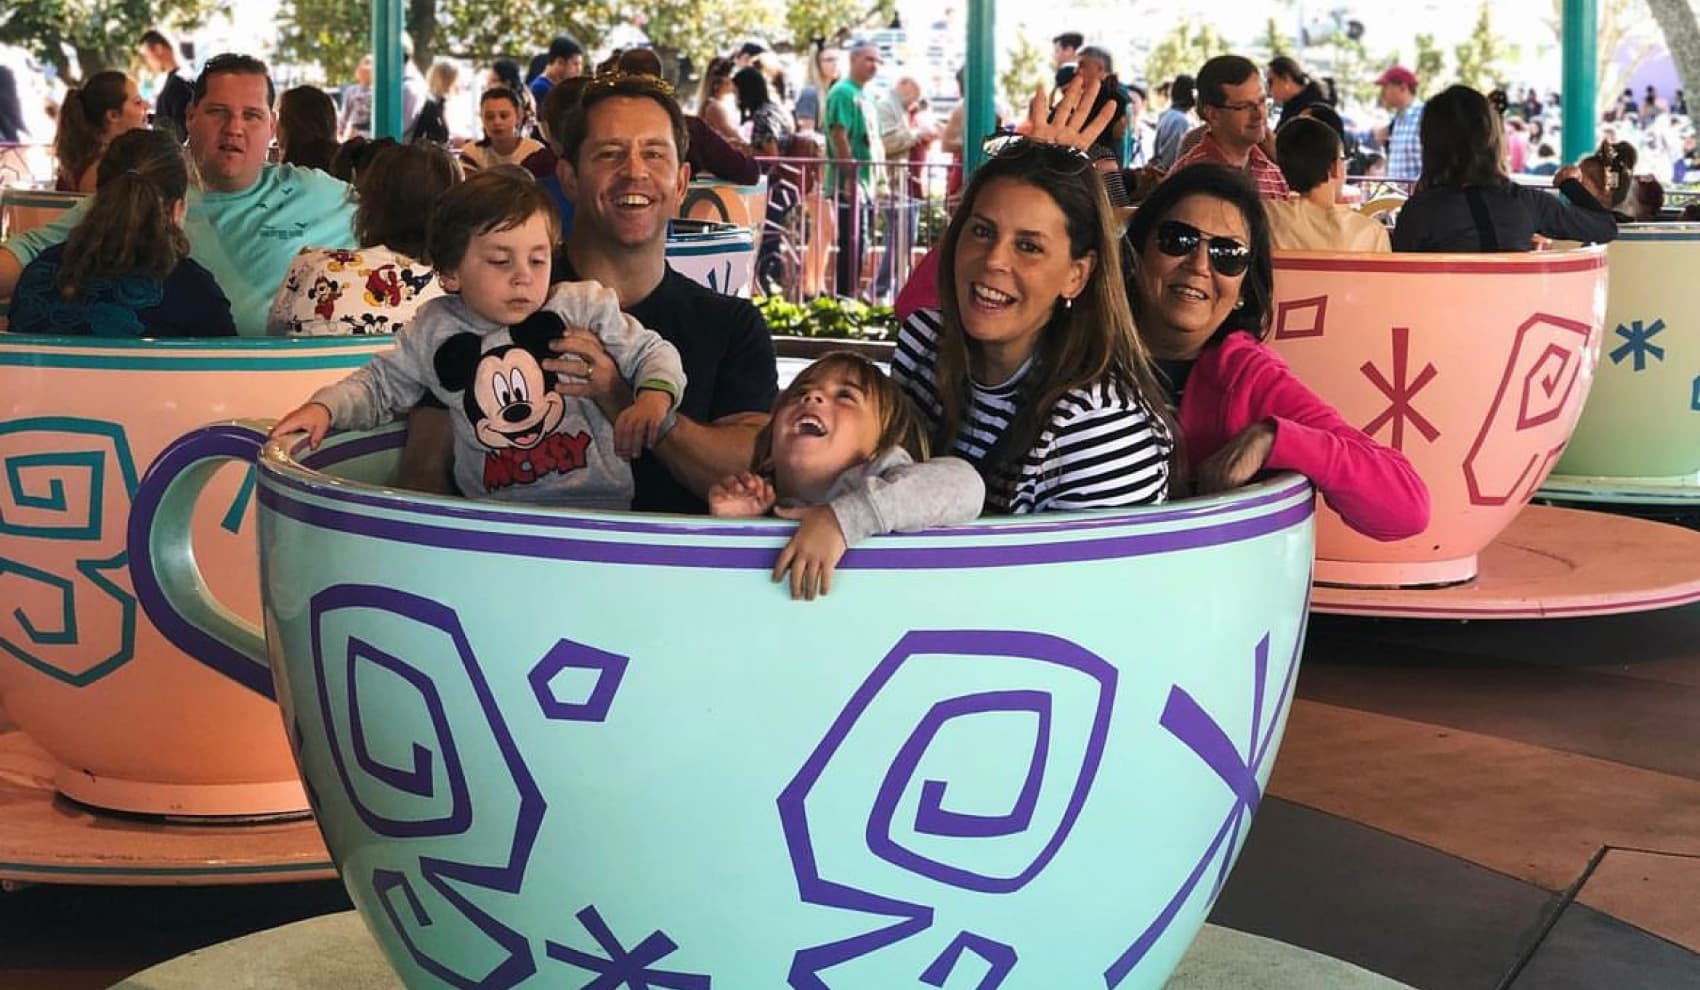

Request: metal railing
left=751, top=155, right=959, bottom=305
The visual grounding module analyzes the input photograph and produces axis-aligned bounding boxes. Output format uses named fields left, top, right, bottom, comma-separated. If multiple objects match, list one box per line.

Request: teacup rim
left=1273, top=243, right=1607, bottom=274
left=0, top=333, right=395, bottom=352
left=255, top=422, right=1316, bottom=539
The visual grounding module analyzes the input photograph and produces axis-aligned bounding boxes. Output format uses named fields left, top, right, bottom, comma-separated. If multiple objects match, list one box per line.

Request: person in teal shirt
left=824, top=40, right=880, bottom=297
left=0, top=53, right=355, bottom=336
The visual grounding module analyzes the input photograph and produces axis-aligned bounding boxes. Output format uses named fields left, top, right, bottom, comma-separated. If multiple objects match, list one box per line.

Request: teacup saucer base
left=0, top=731, right=335, bottom=887
left=1538, top=471, right=1700, bottom=506
left=109, top=911, right=1416, bottom=990
left=1309, top=504, right=1700, bottom=620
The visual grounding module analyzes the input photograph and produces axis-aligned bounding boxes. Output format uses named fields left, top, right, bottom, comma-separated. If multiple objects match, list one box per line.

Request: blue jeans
left=872, top=197, right=919, bottom=300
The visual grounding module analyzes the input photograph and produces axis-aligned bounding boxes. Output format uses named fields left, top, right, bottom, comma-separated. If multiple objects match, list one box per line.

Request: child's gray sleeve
left=306, top=314, right=440, bottom=430
left=829, top=456, right=986, bottom=545
left=545, top=281, right=686, bottom=407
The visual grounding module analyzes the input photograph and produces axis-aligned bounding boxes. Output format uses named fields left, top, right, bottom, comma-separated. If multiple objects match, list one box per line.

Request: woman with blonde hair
left=53, top=71, right=149, bottom=192
left=12, top=129, right=234, bottom=336
left=408, top=61, right=460, bottom=145
left=695, top=55, right=743, bottom=145
left=793, top=44, right=841, bottom=133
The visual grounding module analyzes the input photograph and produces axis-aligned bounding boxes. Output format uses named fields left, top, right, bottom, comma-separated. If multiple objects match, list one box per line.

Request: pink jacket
left=1180, top=332, right=1430, bottom=541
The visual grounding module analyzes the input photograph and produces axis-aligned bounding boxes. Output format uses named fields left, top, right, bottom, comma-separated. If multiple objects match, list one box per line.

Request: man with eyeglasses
left=0, top=53, right=356, bottom=334
left=1168, top=55, right=1290, bottom=200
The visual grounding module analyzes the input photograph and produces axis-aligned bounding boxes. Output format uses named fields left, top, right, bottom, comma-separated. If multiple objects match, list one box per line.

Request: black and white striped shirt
left=893, top=309, right=1172, bottom=513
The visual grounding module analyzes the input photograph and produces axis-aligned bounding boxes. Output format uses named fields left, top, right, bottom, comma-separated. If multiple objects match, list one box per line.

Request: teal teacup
left=131, top=421, right=1315, bottom=988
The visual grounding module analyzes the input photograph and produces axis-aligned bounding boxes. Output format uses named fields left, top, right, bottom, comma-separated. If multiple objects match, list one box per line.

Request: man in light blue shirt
left=1376, top=65, right=1424, bottom=181
left=1, top=53, right=356, bottom=336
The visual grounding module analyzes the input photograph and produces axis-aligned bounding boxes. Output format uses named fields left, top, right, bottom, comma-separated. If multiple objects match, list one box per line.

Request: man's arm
left=686, top=116, right=760, bottom=185
left=0, top=195, right=92, bottom=298
left=652, top=412, right=768, bottom=499
left=830, top=125, right=852, bottom=168
left=0, top=247, right=21, bottom=302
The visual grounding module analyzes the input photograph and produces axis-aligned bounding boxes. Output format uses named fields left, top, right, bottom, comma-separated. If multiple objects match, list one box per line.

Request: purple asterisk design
left=1361, top=326, right=1440, bottom=450
left=1101, top=629, right=1303, bottom=988
left=545, top=905, right=711, bottom=989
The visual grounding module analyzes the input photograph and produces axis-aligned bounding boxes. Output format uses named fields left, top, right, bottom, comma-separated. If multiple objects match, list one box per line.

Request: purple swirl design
left=778, top=629, right=1116, bottom=989
left=308, top=584, right=545, bottom=990
left=1101, top=627, right=1304, bottom=987
left=866, top=689, right=1052, bottom=887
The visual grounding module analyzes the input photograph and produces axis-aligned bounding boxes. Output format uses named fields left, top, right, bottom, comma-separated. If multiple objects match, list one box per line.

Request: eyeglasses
left=1154, top=220, right=1252, bottom=277
left=1214, top=97, right=1271, bottom=115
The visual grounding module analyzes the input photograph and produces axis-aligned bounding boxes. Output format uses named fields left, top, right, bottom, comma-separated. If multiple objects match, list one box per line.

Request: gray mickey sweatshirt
left=785, top=448, right=985, bottom=543
left=309, top=281, right=685, bottom=509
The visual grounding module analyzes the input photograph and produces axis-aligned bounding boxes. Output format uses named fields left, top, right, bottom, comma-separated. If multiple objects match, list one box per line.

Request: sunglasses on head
left=980, top=134, right=1094, bottom=171
left=1153, top=220, right=1252, bottom=277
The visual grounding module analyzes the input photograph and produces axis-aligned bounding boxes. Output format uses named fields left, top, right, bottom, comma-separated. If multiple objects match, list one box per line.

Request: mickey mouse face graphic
left=466, top=345, right=565, bottom=451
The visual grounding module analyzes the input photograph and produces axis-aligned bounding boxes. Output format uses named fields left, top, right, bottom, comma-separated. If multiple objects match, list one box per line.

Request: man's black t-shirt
left=555, top=256, right=778, bottom=514
left=154, top=71, right=193, bottom=142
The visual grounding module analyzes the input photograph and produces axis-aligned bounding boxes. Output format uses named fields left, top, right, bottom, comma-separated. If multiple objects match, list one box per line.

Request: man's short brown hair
left=427, top=167, right=559, bottom=272
left=192, top=52, right=276, bottom=107
left=558, top=74, right=690, bottom=168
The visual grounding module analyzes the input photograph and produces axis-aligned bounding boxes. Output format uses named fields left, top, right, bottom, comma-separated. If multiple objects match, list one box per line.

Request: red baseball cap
left=1376, top=65, right=1418, bottom=89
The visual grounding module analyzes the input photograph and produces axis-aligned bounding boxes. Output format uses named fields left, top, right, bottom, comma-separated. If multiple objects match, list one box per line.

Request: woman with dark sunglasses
left=891, top=126, right=1178, bottom=512
left=1125, top=164, right=1428, bottom=539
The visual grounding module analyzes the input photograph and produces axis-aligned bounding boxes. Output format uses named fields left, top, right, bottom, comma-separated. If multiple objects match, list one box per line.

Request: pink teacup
left=1268, top=248, right=1607, bottom=587
left=0, top=333, right=387, bottom=815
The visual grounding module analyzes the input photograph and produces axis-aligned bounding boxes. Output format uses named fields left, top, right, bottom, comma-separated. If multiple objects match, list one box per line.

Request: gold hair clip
left=585, top=70, right=676, bottom=98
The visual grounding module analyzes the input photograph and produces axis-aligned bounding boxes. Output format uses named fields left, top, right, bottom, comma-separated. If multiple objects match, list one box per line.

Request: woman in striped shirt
left=892, top=139, right=1177, bottom=513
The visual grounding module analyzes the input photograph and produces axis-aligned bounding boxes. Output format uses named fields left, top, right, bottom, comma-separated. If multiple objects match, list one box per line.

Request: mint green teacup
left=1553, top=224, right=1700, bottom=481
left=131, top=420, right=1315, bottom=989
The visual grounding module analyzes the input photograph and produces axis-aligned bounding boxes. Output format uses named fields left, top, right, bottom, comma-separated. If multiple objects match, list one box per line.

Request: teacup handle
left=126, top=420, right=277, bottom=700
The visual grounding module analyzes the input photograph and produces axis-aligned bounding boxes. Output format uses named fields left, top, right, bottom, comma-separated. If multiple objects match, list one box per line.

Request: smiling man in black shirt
left=400, top=73, right=777, bottom=514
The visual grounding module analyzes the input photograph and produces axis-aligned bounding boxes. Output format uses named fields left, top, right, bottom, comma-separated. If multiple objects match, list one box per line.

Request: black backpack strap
left=1463, top=186, right=1503, bottom=252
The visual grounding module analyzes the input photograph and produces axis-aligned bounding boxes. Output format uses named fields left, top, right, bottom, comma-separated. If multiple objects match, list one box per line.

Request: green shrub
left=757, top=295, right=900, bottom=341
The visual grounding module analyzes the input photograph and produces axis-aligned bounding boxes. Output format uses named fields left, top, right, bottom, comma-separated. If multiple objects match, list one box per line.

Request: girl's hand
left=1196, top=421, right=1276, bottom=495
left=613, top=390, right=670, bottom=460
left=772, top=505, right=848, bottom=601
left=708, top=472, right=776, bottom=517
left=1024, top=76, right=1114, bottom=151
left=269, top=402, right=333, bottom=448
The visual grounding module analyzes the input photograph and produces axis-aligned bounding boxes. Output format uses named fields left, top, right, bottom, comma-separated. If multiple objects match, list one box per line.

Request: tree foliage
left=785, top=0, right=894, bottom=51
left=275, top=0, right=864, bottom=83
left=1452, top=1, right=1512, bottom=91
left=1413, top=33, right=1446, bottom=98
left=1260, top=17, right=1291, bottom=62
left=1645, top=0, right=1700, bottom=107
left=999, top=31, right=1046, bottom=117
left=642, top=0, right=783, bottom=69
left=1145, top=19, right=1232, bottom=91
left=0, top=0, right=217, bottom=83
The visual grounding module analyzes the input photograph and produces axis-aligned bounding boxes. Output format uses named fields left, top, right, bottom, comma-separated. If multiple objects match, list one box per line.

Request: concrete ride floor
left=3, top=602, right=1700, bottom=989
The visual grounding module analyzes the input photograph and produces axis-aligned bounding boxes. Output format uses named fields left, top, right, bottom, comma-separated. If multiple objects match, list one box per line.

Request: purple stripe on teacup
left=263, top=432, right=1313, bottom=540
left=256, top=483, right=1314, bottom=570
left=128, top=422, right=274, bottom=697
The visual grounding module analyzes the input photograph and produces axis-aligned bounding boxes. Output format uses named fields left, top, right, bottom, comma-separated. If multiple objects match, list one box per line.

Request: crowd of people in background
left=45, top=12, right=1700, bottom=587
